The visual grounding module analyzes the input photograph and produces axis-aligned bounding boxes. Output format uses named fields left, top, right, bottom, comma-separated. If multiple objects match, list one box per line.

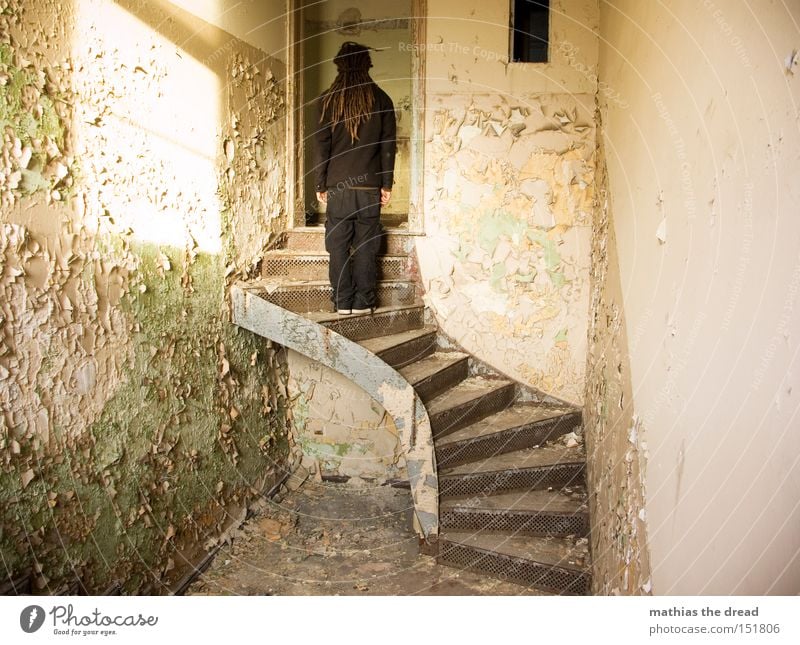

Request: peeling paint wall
left=599, top=1, right=800, bottom=593
left=415, top=0, right=599, bottom=404
left=1, top=0, right=290, bottom=594
left=232, top=287, right=439, bottom=536
left=287, top=351, right=405, bottom=481
left=222, top=47, right=287, bottom=274
left=583, top=146, right=651, bottom=595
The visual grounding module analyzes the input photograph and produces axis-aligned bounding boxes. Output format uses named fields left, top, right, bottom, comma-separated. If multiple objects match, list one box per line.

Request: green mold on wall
left=332, top=442, right=356, bottom=457
left=295, top=435, right=361, bottom=468
left=0, top=0, right=292, bottom=596
left=528, top=229, right=568, bottom=288
left=490, top=261, right=507, bottom=292
left=527, top=229, right=561, bottom=271
left=0, top=40, right=73, bottom=200
left=476, top=210, right=528, bottom=255
left=0, top=241, right=289, bottom=593
left=0, top=43, right=66, bottom=147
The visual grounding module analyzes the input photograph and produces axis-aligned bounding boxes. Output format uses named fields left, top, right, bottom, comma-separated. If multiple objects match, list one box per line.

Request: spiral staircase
left=231, top=226, right=592, bottom=595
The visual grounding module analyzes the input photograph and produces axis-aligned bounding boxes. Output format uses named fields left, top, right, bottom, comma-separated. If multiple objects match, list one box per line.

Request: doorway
left=295, top=0, right=414, bottom=229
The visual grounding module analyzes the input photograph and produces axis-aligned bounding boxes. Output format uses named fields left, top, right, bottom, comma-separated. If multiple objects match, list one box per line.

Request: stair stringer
left=230, top=285, right=439, bottom=540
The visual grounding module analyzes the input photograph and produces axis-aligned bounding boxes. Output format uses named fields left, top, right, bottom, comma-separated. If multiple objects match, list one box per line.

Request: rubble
left=187, top=480, right=547, bottom=596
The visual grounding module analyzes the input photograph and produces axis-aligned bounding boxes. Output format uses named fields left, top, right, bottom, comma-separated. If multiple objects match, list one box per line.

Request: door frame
left=408, top=0, right=426, bottom=233
left=285, top=0, right=303, bottom=229
left=286, top=0, right=427, bottom=234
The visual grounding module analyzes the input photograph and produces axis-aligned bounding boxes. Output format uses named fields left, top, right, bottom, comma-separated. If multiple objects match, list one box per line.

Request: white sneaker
left=337, top=308, right=352, bottom=315
left=351, top=306, right=375, bottom=315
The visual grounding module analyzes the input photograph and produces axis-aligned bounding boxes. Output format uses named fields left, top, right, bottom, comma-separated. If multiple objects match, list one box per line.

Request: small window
left=511, top=0, right=549, bottom=63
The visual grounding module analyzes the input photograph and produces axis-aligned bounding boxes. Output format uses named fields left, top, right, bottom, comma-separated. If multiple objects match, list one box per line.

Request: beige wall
left=416, top=0, right=599, bottom=403
left=169, top=0, right=288, bottom=61
left=0, top=0, right=290, bottom=594
left=425, top=0, right=599, bottom=96
left=584, top=147, right=651, bottom=595
left=287, top=351, right=406, bottom=481
left=599, top=0, right=800, bottom=593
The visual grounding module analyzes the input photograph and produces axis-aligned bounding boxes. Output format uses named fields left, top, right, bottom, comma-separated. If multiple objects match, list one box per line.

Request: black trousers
left=324, top=188, right=383, bottom=309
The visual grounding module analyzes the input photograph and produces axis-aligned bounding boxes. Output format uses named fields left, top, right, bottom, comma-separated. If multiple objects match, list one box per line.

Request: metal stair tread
left=263, top=249, right=409, bottom=259
left=440, top=530, right=589, bottom=571
left=247, top=277, right=413, bottom=289
left=440, top=488, right=587, bottom=515
left=426, top=376, right=514, bottom=417
left=436, top=404, right=579, bottom=448
left=357, top=325, right=438, bottom=354
left=305, top=303, right=424, bottom=324
left=398, top=351, right=469, bottom=386
left=440, top=444, right=585, bottom=476
left=287, top=226, right=415, bottom=234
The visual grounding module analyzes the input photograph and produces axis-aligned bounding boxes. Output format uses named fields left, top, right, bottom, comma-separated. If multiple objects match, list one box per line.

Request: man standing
left=312, top=41, right=396, bottom=315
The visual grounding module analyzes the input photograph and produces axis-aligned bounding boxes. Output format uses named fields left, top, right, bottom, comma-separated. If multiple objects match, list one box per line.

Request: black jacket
left=312, top=83, right=396, bottom=191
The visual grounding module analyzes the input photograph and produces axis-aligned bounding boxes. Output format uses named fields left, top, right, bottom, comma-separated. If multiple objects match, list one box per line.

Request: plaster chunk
left=19, top=146, right=32, bottom=169
left=460, top=282, right=508, bottom=315
left=509, top=108, right=527, bottom=124
left=656, top=218, right=667, bottom=244
left=528, top=129, right=574, bottom=154
left=457, top=124, right=481, bottom=145
left=488, top=121, right=505, bottom=136
left=442, top=168, right=460, bottom=196
left=460, top=181, right=494, bottom=207
left=466, top=128, right=514, bottom=156
left=508, top=134, right=548, bottom=170
left=521, top=179, right=556, bottom=229
left=493, top=239, right=513, bottom=263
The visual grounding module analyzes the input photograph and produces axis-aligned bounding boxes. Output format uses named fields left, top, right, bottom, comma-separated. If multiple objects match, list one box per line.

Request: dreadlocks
left=319, top=42, right=375, bottom=143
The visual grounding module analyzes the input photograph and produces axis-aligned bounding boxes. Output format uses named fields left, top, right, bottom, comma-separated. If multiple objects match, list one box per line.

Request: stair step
left=262, top=251, right=410, bottom=282
left=358, top=326, right=438, bottom=368
left=248, top=279, right=417, bottom=313
left=304, top=212, right=409, bottom=228
left=439, top=445, right=585, bottom=498
left=282, top=227, right=413, bottom=255
left=306, top=305, right=425, bottom=341
left=398, top=352, right=469, bottom=403
left=436, top=405, right=582, bottom=468
left=438, top=531, right=590, bottom=595
left=427, top=377, right=516, bottom=439
left=440, top=489, right=589, bottom=537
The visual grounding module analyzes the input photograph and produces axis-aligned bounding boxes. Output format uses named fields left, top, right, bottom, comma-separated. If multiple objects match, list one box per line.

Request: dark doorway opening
left=300, top=1, right=412, bottom=228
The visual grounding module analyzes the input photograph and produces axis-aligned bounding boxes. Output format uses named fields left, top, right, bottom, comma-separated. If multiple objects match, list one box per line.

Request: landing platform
left=186, top=480, right=546, bottom=596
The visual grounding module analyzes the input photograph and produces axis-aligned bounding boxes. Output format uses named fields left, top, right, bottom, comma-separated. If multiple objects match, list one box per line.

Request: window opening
left=511, top=0, right=549, bottom=63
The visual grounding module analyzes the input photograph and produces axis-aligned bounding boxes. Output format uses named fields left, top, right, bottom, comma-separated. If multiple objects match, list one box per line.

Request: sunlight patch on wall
left=169, top=0, right=223, bottom=22
left=73, top=0, right=222, bottom=253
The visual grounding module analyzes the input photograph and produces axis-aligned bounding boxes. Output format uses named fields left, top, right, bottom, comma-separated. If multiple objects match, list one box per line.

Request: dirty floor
left=186, top=479, right=544, bottom=596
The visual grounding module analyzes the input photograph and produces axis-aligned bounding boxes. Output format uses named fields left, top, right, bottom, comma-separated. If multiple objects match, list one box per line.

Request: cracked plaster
left=417, top=93, right=595, bottom=404
left=1, top=0, right=290, bottom=594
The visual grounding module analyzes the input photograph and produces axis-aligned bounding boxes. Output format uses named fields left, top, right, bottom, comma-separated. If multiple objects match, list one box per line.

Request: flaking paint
left=1, top=0, right=291, bottom=593
left=415, top=0, right=599, bottom=404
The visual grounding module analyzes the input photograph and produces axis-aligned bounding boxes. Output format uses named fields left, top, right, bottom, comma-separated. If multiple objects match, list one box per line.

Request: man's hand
left=380, top=188, right=391, bottom=206
left=316, top=191, right=327, bottom=204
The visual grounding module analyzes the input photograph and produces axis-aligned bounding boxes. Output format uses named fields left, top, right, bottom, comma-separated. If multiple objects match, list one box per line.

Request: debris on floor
left=186, top=479, right=546, bottom=596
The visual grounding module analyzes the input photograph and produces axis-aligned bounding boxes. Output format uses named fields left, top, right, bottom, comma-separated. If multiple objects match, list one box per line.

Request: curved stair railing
left=231, top=284, right=440, bottom=542
left=230, top=227, right=592, bottom=594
